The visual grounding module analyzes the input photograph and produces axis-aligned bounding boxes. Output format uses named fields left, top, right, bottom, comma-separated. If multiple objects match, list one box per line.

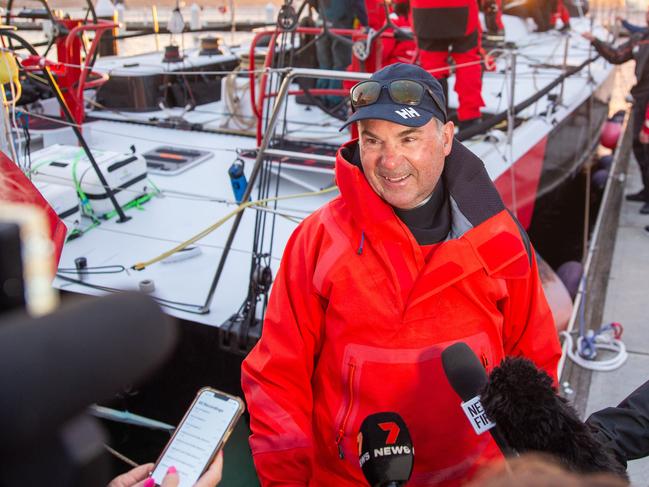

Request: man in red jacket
left=242, top=63, right=561, bottom=486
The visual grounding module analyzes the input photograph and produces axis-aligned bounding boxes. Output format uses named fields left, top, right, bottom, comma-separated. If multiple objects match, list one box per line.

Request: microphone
left=480, top=356, right=626, bottom=476
left=441, top=342, right=516, bottom=457
left=358, top=412, right=414, bottom=487
left=0, top=291, right=178, bottom=451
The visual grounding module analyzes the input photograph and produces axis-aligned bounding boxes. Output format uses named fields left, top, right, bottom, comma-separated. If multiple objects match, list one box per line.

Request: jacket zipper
left=335, top=362, right=356, bottom=459
left=481, top=351, right=489, bottom=368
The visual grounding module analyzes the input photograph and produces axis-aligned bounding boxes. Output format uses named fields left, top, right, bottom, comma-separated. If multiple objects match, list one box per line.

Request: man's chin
left=384, top=196, right=417, bottom=210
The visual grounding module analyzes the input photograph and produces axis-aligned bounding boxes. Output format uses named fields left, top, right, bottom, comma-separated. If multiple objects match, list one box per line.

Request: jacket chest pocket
left=332, top=333, right=495, bottom=481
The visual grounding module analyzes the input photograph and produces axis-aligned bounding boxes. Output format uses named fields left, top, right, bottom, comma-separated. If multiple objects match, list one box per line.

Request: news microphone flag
left=358, top=412, right=414, bottom=487
left=441, top=342, right=516, bottom=456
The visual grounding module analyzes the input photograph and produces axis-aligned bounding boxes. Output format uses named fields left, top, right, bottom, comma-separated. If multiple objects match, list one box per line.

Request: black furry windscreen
left=479, top=357, right=627, bottom=478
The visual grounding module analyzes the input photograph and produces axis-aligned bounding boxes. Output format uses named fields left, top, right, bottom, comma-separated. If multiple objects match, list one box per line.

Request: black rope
left=56, top=274, right=205, bottom=314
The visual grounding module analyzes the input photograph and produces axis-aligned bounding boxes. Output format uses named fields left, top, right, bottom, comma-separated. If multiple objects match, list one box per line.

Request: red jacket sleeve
left=241, top=221, right=325, bottom=486
left=500, top=247, right=562, bottom=384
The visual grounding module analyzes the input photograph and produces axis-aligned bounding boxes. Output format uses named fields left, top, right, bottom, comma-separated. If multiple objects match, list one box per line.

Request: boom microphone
left=480, top=356, right=626, bottom=476
left=358, top=412, right=414, bottom=487
left=441, top=342, right=516, bottom=457
left=0, top=291, right=178, bottom=451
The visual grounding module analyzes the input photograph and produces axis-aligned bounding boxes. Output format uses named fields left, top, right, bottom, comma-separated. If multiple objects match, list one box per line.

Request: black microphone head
left=358, top=412, right=414, bottom=487
left=441, top=342, right=487, bottom=401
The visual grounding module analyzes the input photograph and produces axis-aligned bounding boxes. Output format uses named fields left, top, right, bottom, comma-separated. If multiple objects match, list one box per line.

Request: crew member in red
left=482, top=0, right=505, bottom=44
left=381, top=0, right=416, bottom=65
left=550, top=0, right=571, bottom=30
left=364, top=0, right=387, bottom=30
left=242, top=63, right=561, bottom=486
left=410, top=0, right=485, bottom=128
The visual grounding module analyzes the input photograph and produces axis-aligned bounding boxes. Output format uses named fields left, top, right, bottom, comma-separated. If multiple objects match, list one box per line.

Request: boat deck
left=584, top=154, right=649, bottom=486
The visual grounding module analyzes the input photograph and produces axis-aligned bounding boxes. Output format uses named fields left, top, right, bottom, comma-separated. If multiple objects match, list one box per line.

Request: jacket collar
left=334, top=139, right=528, bottom=306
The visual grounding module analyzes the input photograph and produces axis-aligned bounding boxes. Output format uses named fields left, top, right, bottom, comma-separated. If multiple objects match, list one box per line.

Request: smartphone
left=150, top=387, right=245, bottom=487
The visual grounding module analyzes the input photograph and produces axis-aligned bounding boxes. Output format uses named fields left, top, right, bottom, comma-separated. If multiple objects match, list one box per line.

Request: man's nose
left=380, top=144, right=400, bottom=168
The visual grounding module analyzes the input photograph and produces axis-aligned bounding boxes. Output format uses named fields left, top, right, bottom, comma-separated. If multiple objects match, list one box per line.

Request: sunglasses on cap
left=350, top=79, right=447, bottom=122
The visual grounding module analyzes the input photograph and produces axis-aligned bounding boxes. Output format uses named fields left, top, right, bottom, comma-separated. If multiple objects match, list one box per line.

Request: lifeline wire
left=132, top=185, right=338, bottom=270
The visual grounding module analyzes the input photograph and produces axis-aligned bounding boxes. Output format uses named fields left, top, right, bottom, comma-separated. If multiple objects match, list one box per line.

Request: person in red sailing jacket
left=241, top=63, right=561, bottom=486
left=381, top=0, right=417, bottom=66
left=550, top=0, right=571, bottom=31
left=410, top=0, right=485, bottom=129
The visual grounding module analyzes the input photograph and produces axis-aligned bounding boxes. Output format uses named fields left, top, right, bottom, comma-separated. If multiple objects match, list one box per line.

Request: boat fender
left=139, top=279, right=155, bottom=293
left=556, top=261, right=583, bottom=300
left=190, top=3, right=202, bottom=31
left=600, top=121, right=622, bottom=150
left=228, top=159, right=250, bottom=204
left=592, top=168, right=609, bottom=192
left=610, top=109, right=626, bottom=124
left=597, top=154, right=613, bottom=171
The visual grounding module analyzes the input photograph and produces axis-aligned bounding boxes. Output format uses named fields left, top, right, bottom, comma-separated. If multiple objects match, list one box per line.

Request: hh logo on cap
left=395, top=107, right=420, bottom=119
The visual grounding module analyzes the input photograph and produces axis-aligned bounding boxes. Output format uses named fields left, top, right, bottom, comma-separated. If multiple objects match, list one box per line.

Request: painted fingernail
left=143, top=479, right=155, bottom=487
left=167, top=466, right=177, bottom=474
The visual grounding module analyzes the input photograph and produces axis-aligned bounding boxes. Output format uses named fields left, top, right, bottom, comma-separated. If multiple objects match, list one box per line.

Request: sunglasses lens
left=389, top=80, right=424, bottom=106
left=351, top=82, right=381, bottom=108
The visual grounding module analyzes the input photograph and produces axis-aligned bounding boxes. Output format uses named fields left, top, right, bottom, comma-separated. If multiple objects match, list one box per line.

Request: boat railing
left=247, top=24, right=409, bottom=144
left=203, top=67, right=370, bottom=316
left=1, top=27, right=130, bottom=224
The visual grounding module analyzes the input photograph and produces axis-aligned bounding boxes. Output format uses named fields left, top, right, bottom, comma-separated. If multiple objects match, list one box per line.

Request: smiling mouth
left=382, top=174, right=410, bottom=183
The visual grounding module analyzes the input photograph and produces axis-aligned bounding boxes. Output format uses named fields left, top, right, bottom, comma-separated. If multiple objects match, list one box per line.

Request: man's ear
left=442, top=121, right=454, bottom=156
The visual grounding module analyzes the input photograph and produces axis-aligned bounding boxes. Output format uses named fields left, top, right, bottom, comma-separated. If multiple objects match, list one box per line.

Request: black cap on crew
left=341, top=63, right=447, bottom=130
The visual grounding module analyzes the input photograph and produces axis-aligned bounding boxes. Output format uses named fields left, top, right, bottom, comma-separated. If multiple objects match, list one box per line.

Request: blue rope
left=576, top=275, right=621, bottom=359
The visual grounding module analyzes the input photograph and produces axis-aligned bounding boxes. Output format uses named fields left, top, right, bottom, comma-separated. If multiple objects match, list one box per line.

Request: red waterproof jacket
left=242, top=139, right=561, bottom=486
left=382, top=14, right=417, bottom=65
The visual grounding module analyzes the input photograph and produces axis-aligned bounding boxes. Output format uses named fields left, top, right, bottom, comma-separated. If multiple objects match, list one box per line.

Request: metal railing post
left=200, top=67, right=371, bottom=313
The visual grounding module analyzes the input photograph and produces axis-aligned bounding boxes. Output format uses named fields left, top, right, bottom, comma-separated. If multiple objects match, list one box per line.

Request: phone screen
left=150, top=389, right=242, bottom=487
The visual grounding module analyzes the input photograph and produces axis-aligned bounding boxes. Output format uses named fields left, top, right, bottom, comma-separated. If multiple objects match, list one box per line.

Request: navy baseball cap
left=341, top=63, right=447, bottom=130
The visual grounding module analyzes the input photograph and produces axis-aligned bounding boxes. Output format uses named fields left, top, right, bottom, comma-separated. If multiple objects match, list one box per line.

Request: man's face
left=358, top=117, right=454, bottom=209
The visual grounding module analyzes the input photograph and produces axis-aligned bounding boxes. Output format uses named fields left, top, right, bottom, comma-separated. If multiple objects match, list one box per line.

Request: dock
left=584, top=153, right=649, bottom=485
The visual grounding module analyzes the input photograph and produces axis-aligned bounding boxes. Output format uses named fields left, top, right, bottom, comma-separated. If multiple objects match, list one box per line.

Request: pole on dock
left=152, top=5, right=160, bottom=51
left=229, top=0, right=235, bottom=43
left=559, top=34, right=570, bottom=105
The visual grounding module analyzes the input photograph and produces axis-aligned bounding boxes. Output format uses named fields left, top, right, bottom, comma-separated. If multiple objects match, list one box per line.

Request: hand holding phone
left=149, top=387, right=244, bottom=487
left=108, top=453, right=222, bottom=487
left=156, top=451, right=223, bottom=487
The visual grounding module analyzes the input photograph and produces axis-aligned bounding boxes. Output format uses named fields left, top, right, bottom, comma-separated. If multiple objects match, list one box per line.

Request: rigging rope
left=131, top=185, right=338, bottom=270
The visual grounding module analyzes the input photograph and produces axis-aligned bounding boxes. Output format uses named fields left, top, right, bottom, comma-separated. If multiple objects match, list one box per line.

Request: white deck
left=51, top=120, right=331, bottom=327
